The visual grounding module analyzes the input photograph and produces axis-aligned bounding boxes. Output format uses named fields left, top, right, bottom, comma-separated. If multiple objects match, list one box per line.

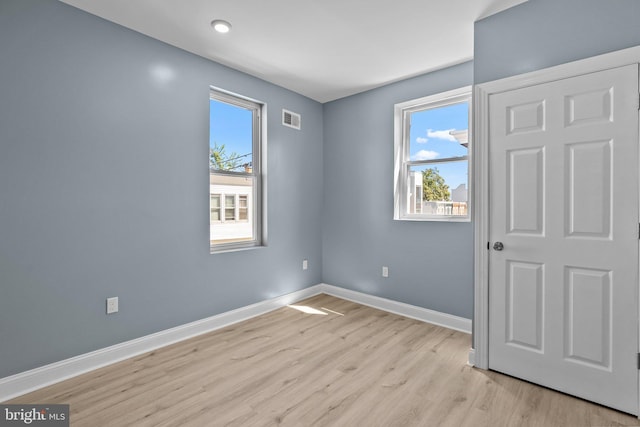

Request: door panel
left=564, top=88, right=612, bottom=127
left=488, top=64, right=639, bottom=414
left=507, top=100, right=546, bottom=135
left=507, top=147, right=545, bottom=235
left=506, top=261, right=544, bottom=351
left=564, top=266, right=611, bottom=369
left=565, top=140, right=611, bottom=238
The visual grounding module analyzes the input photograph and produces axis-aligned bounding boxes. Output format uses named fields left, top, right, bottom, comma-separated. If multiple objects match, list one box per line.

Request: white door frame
left=472, top=46, right=640, bottom=380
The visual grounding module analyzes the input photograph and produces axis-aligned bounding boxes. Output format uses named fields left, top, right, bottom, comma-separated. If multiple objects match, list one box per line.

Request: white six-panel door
left=488, top=64, right=639, bottom=414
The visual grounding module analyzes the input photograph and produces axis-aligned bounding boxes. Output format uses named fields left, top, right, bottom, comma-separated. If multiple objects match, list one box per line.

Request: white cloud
left=411, top=150, right=439, bottom=161
left=415, top=137, right=428, bottom=144
left=427, top=128, right=456, bottom=142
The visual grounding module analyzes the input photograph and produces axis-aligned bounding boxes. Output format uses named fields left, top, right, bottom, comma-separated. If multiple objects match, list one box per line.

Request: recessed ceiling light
left=211, top=20, right=232, bottom=34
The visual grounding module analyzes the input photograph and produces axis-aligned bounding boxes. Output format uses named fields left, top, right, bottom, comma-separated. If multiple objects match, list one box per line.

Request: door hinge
left=637, top=353, right=640, bottom=369
left=487, top=241, right=490, bottom=250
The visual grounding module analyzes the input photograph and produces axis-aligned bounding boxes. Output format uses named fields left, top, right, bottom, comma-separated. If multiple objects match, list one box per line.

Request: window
left=210, top=193, right=250, bottom=223
left=238, top=195, right=248, bottom=221
left=224, top=195, right=236, bottom=221
left=210, top=194, right=221, bottom=222
left=394, top=86, right=471, bottom=221
left=209, top=88, right=264, bottom=251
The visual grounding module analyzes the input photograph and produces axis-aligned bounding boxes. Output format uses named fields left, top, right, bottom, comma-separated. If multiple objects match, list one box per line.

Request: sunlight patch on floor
left=320, top=307, right=344, bottom=316
left=287, top=305, right=328, bottom=315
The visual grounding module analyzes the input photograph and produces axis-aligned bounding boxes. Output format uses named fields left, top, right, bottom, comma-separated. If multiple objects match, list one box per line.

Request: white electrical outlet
left=106, top=297, right=119, bottom=314
left=382, top=266, right=389, bottom=278
left=303, top=259, right=308, bottom=270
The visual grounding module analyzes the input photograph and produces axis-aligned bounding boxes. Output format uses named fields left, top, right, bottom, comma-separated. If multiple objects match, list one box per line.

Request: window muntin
left=209, top=89, right=263, bottom=251
left=394, top=87, right=471, bottom=221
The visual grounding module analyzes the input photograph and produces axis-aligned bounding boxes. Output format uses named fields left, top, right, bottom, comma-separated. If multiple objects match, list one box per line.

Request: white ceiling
left=60, top=0, right=527, bottom=103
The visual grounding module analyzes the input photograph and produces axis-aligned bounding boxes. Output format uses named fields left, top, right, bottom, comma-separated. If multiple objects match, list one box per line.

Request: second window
left=394, top=87, right=471, bottom=221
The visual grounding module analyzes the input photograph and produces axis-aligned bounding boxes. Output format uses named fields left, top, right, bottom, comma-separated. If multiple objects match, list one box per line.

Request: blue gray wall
left=0, top=0, right=323, bottom=378
left=474, top=0, right=640, bottom=84
left=322, top=63, right=474, bottom=319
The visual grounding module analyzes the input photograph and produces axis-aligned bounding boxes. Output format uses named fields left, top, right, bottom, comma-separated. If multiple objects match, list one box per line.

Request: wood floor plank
left=6, top=294, right=640, bottom=426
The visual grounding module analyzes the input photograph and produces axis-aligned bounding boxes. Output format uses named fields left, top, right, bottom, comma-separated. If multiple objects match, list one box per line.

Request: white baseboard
left=0, top=283, right=471, bottom=402
left=468, top=348, right=476, bottom=366
left=318, top=284, right=472, bottom=334
left=0, top=285, right=324, bottom=403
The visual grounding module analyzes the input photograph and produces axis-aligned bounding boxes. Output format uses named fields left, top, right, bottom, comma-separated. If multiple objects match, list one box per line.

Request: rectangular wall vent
left=282, top=109, right=301, bottom=130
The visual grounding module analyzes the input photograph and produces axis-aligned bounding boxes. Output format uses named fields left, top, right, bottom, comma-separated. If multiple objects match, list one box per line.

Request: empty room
left=2, top=0, right=640, bottom=425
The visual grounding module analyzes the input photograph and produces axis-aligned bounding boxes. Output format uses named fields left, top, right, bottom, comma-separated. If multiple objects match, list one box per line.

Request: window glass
left=394, top=87, right=471, bottom=221
left=210, top=100, right=253, bottom=173
left=209, top=89, right=263, bottom=251
left=409, top=103, right=468, bottom=159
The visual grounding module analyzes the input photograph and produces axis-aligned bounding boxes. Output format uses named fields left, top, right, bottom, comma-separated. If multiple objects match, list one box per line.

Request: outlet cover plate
left=382, top=266, right=389, bottom=278
left=106, top=297, right=119, bottom=314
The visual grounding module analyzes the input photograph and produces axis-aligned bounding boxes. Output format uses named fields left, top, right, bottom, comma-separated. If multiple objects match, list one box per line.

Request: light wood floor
left=7, top=294, right=640, bottom=426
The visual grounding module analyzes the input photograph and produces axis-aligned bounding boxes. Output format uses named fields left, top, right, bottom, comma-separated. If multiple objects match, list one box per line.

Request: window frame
left=393, top=86, right=472, bottom=222
left=209, top=87, right=266, bottom=253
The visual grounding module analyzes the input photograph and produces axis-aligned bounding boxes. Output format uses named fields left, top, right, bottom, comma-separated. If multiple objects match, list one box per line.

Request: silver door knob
left=493, top=242, right=504, bottom=251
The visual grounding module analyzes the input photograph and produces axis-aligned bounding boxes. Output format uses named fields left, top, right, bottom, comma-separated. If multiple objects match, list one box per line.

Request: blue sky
left=210, top=99, right=253, bottom=170
left=409, top=101, right=469, bottom=189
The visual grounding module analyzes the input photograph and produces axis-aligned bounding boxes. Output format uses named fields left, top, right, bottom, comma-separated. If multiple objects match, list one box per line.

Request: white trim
left=472, top=82, right=491, bottom=370
left=476, top=45, right=640, bottom=95
left=0, top=285, right=323, bottom=402
left=0, top=283, right=471, bottom=402
left=473, top=45, right=640, bottom=373
left=320, top=284, right=472, bottom=334
left=468, top=348, right=476, bottom=366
